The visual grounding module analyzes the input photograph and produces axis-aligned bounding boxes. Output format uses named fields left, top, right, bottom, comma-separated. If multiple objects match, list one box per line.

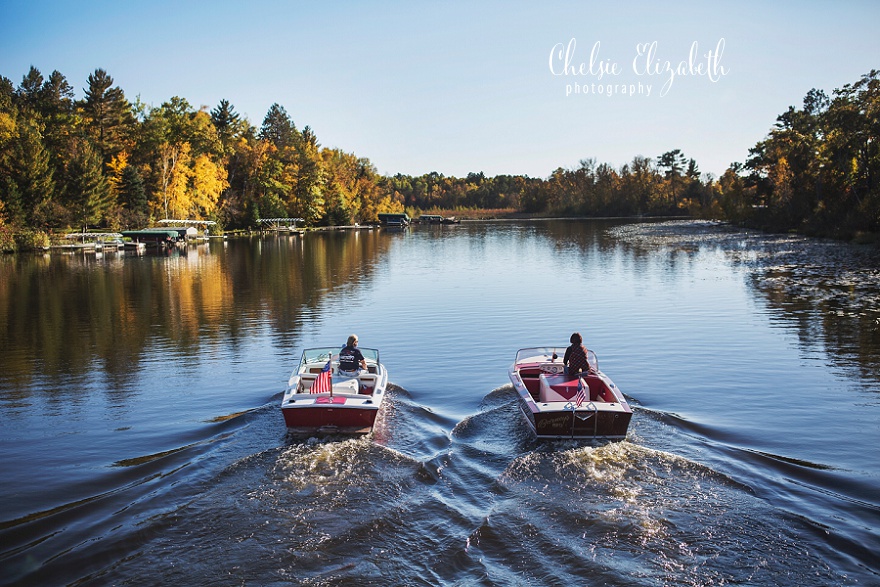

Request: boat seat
left=332, top=378, right=360, bottom=394
left=298, top=371, right=378, bottom=394
left=539, top=374, right=606, bottom=403
left=298, top=374, right=316, bottom=392
left=357, top=374, right=378, bottom=394
left=357, top=374, right=376, bottom=383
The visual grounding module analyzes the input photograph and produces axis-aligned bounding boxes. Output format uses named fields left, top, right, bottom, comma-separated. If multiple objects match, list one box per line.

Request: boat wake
left=2, top=384, right=869, bottom=586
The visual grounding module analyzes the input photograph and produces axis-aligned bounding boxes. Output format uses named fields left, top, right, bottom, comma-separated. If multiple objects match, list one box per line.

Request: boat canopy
left=64, top=232, right=123, bottom=239
left=120, top=230, right=181, bottom=241
left=378, top=213, right=411, bottom=225
left=157, top=219, right=217, bottom=226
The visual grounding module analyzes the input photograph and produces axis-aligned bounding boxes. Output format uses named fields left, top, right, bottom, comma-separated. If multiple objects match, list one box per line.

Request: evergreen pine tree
left=259, top=103, right=296, bottom=149
left=41, top=71, right=77, bottom=186
left=119, top=164, right=147, bottom=212
left=0, top=177, right=24, bottom=225
left=211, top=99, right=241, bottom=150
left=16, top=66, right=45, bottom=114
left=81, top=68, right=134, bottom=165
left=42, top=70, right=75, bottom=116
left=12, top=120, right=55, bottom=225
left=118, top=164, right=148, bottom=227
left=63, top=140, right=110, bottom=230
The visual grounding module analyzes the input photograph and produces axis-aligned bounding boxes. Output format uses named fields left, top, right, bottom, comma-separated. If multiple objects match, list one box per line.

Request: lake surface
left=1, top=219, right=878, bottom=586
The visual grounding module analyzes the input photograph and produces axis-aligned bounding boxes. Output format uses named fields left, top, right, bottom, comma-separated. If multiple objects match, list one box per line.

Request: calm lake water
left=1, top=219, right=879, bottom=586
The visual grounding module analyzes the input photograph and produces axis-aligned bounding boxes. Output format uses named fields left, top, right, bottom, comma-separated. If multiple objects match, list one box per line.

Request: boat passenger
left=564, top=332, right=591, bottom=377
left=338, top=334, right=367, bottom=375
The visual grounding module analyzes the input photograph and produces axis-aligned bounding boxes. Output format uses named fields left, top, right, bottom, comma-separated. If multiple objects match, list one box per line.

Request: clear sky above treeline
left=2, top=0, right=878, bottom=179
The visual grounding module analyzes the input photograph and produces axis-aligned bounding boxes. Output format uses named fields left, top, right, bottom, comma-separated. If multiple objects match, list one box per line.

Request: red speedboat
left=281, top=347, right=389, bottom=435
left=508, top=347, right=632, bottom=440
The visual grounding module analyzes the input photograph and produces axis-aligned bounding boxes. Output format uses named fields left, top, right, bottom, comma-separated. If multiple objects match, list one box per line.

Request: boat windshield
left=301, top=347, right=380, bottom=365
left=515, top=347, right=598, bottom=371
left=515, top=347, right=558, bottom=363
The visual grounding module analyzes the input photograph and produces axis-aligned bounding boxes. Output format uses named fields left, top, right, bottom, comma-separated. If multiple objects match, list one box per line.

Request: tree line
left=724, top=70, right=880, bottom=239
left=1, top=66, right=878, bottom=242
left=0, top=66, right=404, bottom=239
left=388, top=70, right=880, bottom=238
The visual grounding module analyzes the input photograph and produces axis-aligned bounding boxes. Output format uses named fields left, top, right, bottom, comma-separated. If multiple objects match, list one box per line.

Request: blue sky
left=2, top=1, right=878, bottom=179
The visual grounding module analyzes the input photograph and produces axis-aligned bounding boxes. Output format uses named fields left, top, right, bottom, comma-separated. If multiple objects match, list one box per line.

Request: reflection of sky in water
left=2, top=220, right=878, bottom=586
left=0, top=223, right=876, bottom=460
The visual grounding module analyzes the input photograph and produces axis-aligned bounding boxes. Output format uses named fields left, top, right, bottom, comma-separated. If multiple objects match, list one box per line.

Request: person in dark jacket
left=564, top=332, right=591, bottom=377
left=338, top=334, right=367, bottom=374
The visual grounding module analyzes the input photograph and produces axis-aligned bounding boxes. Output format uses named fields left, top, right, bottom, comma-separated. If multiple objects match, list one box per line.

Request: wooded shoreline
left=2, top=67, right=878, bottom=250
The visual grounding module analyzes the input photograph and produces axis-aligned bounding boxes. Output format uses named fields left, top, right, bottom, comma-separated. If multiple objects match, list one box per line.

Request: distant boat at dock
left=415, top=214, right=460, bottom=224
left=378, top=213, right=411, bottom=227
left=119, top=229, right=182, bottom=247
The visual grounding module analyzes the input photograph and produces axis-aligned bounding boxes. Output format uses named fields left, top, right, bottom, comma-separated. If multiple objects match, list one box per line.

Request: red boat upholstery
left=538, top=374, right=608, bottom=402
left=299, top=373, right=377, bottom=395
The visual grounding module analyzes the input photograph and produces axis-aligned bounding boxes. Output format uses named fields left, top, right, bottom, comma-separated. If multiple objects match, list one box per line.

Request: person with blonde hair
left=338, top=334, right=367, bottom=375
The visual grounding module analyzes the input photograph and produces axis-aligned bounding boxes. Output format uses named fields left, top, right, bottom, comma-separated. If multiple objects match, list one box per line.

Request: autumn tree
left=321, top=149, right=392, bottom=224
left=190, top=153, right=228, bottom=219
left=0, top=76, right=22, bottom=224
left=141, top=97, right=223, bottom=220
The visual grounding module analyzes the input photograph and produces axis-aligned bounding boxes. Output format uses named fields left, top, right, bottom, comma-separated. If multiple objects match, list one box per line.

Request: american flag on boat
left=311, top=360, right=332, bottom=394
left=575, top=377, right=587, bottom=407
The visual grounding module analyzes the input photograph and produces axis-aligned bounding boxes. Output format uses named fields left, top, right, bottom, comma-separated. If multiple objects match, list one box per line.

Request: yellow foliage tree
left=190, top=153, right=228, bottom=218
left=106, top=151, right=128, bottom=198
left=153, top=142, right=193, bottom=219
left=0, top=112, right=15, bottom=144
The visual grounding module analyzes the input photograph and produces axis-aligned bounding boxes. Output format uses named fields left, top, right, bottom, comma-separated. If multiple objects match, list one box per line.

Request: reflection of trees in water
left=0, top=232, right=391, bottom=394
left=753, top=265, right=880, bottom=386
left=607, top=220, right=880, bottom=387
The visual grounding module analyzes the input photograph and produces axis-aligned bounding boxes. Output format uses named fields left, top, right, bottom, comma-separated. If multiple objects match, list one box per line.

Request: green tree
left=62, top=139, right=111, bottom=230
left=42, top=70, right=75, bottom=115
left=210, top=99, right=243, bottom=152
left=260, top=103, right=297, bottom=149
left=0, top=76, right=22, bottom=224
left=118, top=164, right=148, bottom=227
left=41, top=70, right=79, bottom=186
left=823, top=71, right=880, bottom=231
left=657, top=149, right=688, bottom=208
left=281, top=125, right=324, bottom=223
left=81, top=68, right=134, bottom=165
left=9, top=119, right=55, bottom=226
left=16, top=66, right=45, bottom=114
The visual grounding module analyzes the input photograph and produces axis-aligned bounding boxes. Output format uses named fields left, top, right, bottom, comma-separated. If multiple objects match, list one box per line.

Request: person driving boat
left=338, top=334, right=367, bottom=375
